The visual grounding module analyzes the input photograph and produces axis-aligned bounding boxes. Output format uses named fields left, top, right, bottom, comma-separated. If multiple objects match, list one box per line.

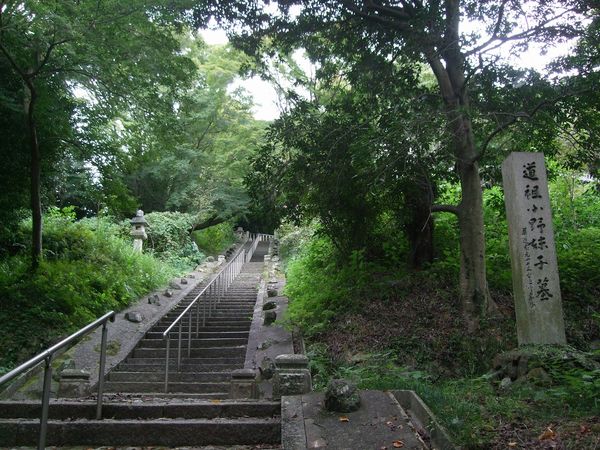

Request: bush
left=0, top=210, right=176, bottom=374
left=284, top=234, right=375, bottom=334
left=277, top=221, right=315, bottom=267
left=192, top=222, right=235, bottom=256
left=143, top=211, right=205, bottom=271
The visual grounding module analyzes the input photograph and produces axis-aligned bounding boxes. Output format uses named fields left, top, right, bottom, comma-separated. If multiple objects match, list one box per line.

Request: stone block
left=169, top=281, right=182, bottom=290
left=125, top=312, right=143, bottom=323
left=58, top=369, right=90, bottom=398
left=273, top=354, right=312, bottom=400
left=276, top=354, right=309, bottom=369
left=148, top=294, right=160, bottom=305
left=267, top=288, right=278, bottom=298
left=264, top=310, right=277, bottom=325
left=324, top=379, right=361, bottom=413
left=180, top=278, right=188, bottom=285
left=230, top=369, right=258, bottom=399
left=263, top=301, right=277, bottom=311
left=260, top=357, right=276, bottom=380
left=163, top=289, right=173, bottom=298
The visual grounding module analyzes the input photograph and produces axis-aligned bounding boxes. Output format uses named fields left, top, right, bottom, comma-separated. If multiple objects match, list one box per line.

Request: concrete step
left=103, top=381, right=229, bottom=394
left=123, top=357, right=244, bottom=366
left=0, top=400, right=280, bottom=420
left=108, top=371, right=231, bottom=383
left=146, top=331, right=249, bottom=339
left=116, top=363, right=239, bottom=372
left=0, top=417, right=280, bottom=447
left=132, top=346, right=245, bottom=359
left=151, top=325, right=250, bottom=333
left=138, top=337, right=248, bottom=348
left=158, top=314, right=254, bottom=324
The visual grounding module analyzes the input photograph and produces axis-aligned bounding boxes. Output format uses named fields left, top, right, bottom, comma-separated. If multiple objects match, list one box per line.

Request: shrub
left=143, top=211, right=205, bottom=271
left=192, top=222, right=235, bottom=256
left=0, top=211, right=175, bottom=374
left=284, top=235, right=375, bottom=334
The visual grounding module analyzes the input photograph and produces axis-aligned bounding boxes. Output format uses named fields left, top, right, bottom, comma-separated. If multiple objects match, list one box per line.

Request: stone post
left=58, top=369, right=90, bottom=398
left=273, top=354, right=312, bottom=400
left=502, top=152, right=566, bottom=345
left=130, top=210, right=148, bottom=253
left=230, top=369, right=259, bottom=399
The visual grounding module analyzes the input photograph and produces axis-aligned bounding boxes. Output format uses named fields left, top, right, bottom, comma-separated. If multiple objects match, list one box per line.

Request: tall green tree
left=203, top=0, right=597, bottom=325
left=0, top=0, right=196, bottom=268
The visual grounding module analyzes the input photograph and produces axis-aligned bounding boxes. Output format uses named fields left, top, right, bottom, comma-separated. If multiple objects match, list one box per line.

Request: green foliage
left=192, top=222, right=235, bottom=256
left=284, top=234, right=374, bottom=334
left=143, top=212, right=205, bottom=272
left=0, top=211, right=175, bottom=374
left=305, top=342, right=599, bottom=448
left=277, top=221, right=315, bottom=267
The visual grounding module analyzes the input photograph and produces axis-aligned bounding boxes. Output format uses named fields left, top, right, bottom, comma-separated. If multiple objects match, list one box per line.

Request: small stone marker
left=502, top=152, right=566, bottom=345
left=324, top=379, right=361, bottom=412
left=230, top=369, right=258, bottom=399
left=273, top=354, right=312, bottom=400
left=169, top=281, right=182, bottom=290
left=58, top=369, right=90, bottom=398
left=125, top=312, right=143, bottom=323
left=264, top=310, right=277, bottom=325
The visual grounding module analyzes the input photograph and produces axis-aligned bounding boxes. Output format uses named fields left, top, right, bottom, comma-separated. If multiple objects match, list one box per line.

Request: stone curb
left=391, top=390, right=456, bottom=450
left=280, top=395, right=306, bottom=450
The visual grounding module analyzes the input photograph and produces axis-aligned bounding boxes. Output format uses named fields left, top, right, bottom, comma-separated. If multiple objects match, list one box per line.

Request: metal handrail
left=162, top=238, right=251, bottom=392
left=245, top=235, right=260, bottom=262
left=0, top=310, right=116, bottom=450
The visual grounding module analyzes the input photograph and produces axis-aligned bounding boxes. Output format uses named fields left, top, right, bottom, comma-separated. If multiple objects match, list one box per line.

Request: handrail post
left=164, top=337, right=170, bottom=393
left=196, top=300, right=200, bottom=338
left=187, top=310, right=192, bottom=357
left=38, top=355, right=53, bottom=450
left=95, top=322, right=108, bottom=420
left=177, top=321, right=182, bottom=372
left=203, top=287, right=207, bottom=326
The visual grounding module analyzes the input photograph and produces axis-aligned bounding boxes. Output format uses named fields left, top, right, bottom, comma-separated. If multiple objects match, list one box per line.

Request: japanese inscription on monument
left=502, top=152, right=566, bottom=345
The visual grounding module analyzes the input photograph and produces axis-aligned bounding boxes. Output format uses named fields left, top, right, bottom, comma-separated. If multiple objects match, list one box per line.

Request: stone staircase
left=0, top=239, right=283, bottom=447
left=103, top=260, right=264, bottom=398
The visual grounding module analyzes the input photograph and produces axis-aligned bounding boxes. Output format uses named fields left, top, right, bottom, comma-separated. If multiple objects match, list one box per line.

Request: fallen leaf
left=210, top=399, right=221, bottom=404
left=580, top=424, right=590, bottom=433
left=538, top=427, right=556, bottom=441
left=508, top=442, right=518, bottom=447
left=339, top=416, right=350, bottom=422
left=392, top=440, right=404, bottom=448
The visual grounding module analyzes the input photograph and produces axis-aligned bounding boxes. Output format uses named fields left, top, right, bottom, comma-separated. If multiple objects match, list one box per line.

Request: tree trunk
left=426, top=43, right=494, bottom=324
left=456, top=158, right=491, bottom=323
left=24, top=79, right=42, bottom=270
left=405, top=178, right=435, bottom=269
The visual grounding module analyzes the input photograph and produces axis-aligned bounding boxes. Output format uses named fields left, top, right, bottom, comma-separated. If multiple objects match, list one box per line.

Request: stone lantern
left=235, top=226, right=244, bottom=241
left=130, top=210, right=148, bottom=253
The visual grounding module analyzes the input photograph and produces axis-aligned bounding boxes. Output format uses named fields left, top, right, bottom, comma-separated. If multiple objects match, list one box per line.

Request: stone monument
left=502, top=152, right=566, bottom=345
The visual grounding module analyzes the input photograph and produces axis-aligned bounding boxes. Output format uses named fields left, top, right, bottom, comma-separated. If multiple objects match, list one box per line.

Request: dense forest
left=1, top=1, right=599, bottom=448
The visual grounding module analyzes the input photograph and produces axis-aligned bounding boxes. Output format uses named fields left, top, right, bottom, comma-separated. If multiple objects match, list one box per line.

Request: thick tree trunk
left=24, top=80, right=42, bottom=270
left=426, top=42, right=494, bottom=324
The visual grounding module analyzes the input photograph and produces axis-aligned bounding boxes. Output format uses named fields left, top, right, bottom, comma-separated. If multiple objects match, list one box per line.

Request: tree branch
left=431, top=204, right=459, bottom=215
left=465, top=6, right=579, bottom=57
left=339, top=0, right=410, bottom=31
left=474, top=88, right=592, bottom=163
